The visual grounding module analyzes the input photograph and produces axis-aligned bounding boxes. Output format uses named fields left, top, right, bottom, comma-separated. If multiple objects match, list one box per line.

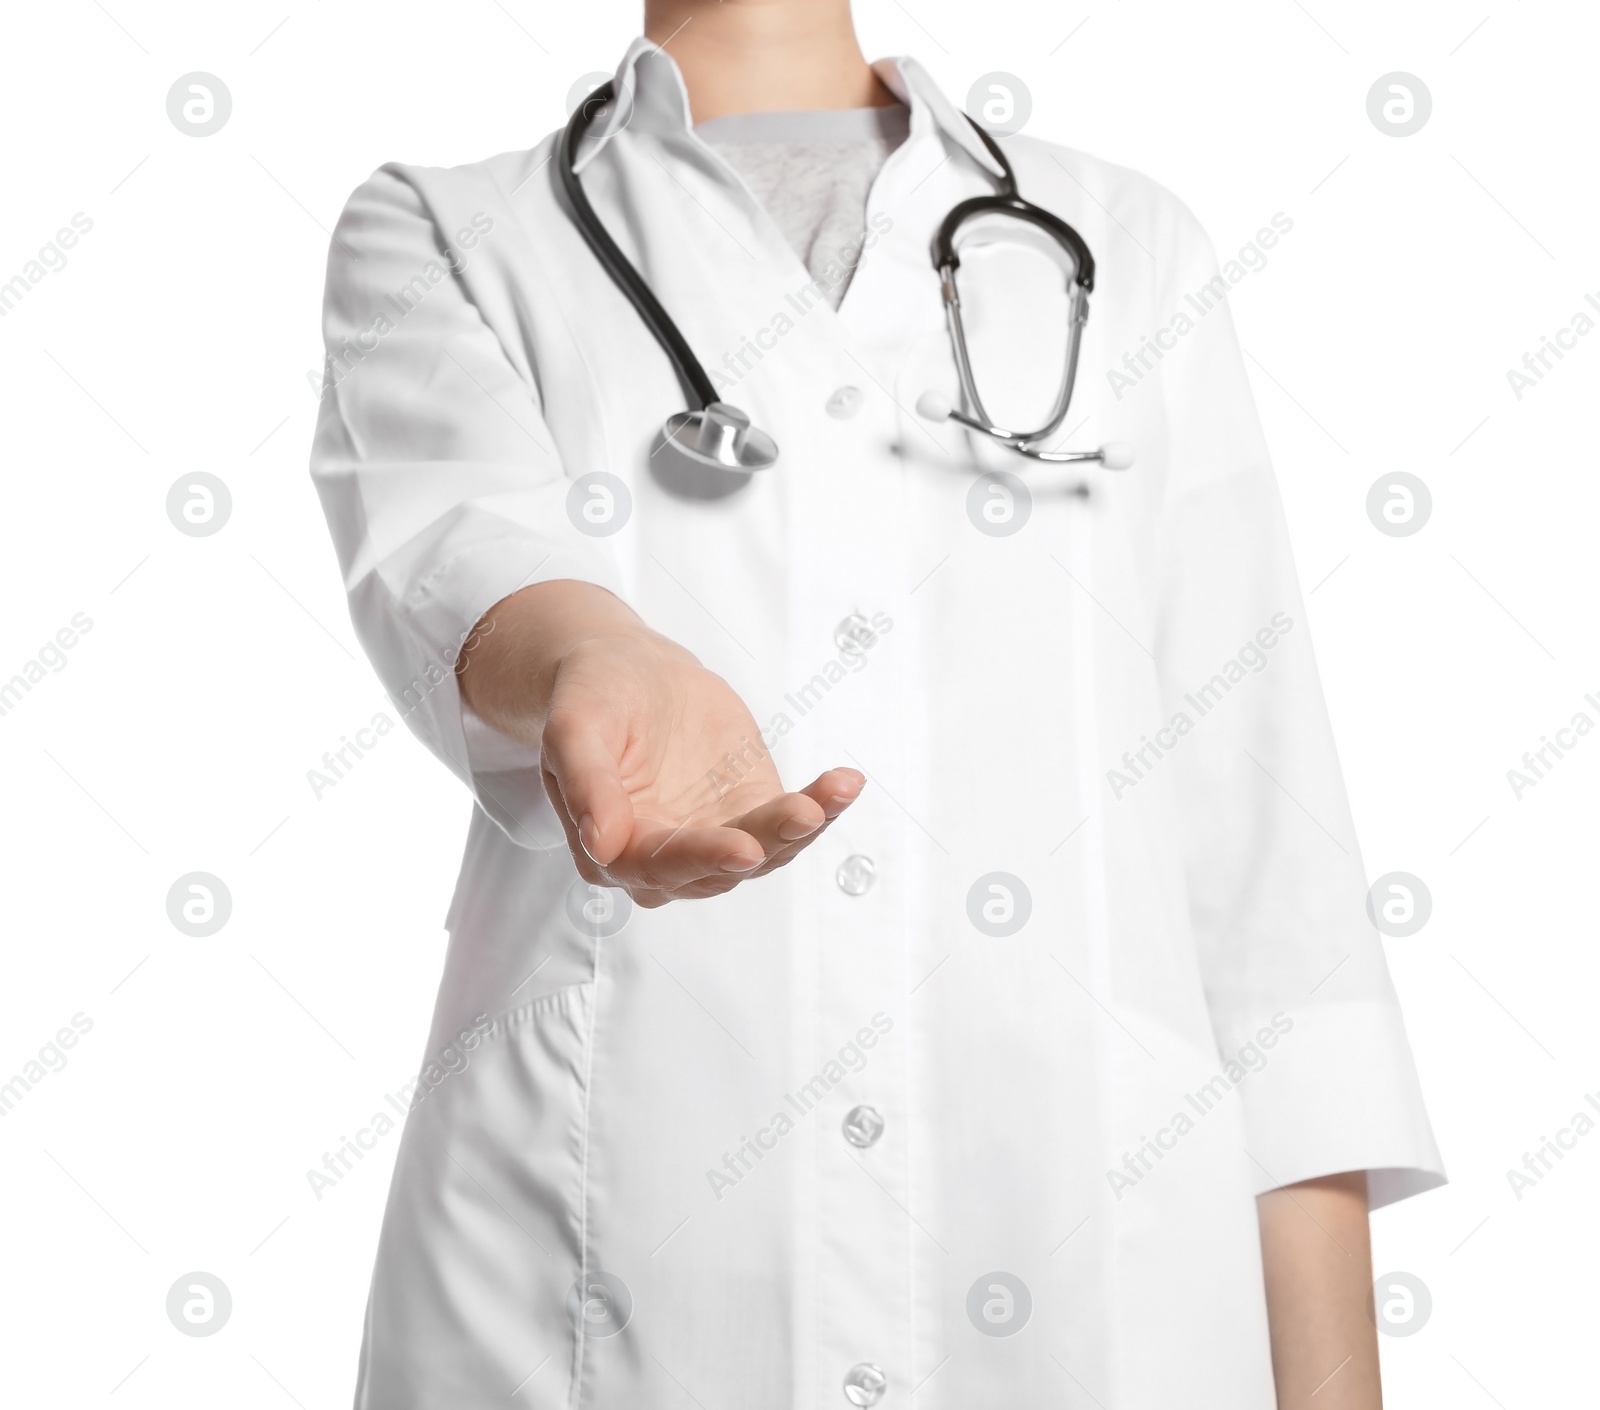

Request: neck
left=643, top=0, right=895, bottom=123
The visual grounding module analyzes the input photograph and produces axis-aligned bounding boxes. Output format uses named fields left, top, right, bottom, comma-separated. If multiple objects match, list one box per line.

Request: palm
left=617, top=666, right=781, bottom=829
left=542, top=633, right=862, bottom=903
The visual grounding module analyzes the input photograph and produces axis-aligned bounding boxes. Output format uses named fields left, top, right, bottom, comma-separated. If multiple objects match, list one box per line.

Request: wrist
left=459, top=579, right=653, bottom=729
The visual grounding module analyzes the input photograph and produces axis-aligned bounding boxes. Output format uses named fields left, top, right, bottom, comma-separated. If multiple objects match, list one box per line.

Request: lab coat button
left=825, top=385, right=863, bottom=419
left=842, top=1104, right=885, bottom=1148
left=834, top=613, right=877, bottom=656
left=836, top=854, right=876, bottom=895
left=842, top=1362, right=888, bottom=1406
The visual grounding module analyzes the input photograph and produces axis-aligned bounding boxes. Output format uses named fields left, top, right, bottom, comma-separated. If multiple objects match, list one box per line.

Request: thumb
left=542, top=709, right=634, bottom=867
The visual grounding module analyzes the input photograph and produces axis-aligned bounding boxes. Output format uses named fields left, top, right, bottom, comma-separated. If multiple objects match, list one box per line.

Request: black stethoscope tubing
left=558, top=78, right=1129, bottom=472
left=559, top=80, right=1094, bottom=412
left=560, top=80, right=722, bottom=411
left=931, top=118, right=1096, bottom=294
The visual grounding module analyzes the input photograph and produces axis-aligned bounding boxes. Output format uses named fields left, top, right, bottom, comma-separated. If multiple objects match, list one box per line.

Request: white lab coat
left=311, top=38, right=1444, bottom=1410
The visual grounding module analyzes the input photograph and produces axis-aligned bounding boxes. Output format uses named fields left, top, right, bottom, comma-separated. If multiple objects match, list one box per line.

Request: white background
left=1, top=1, right=1595, bottom=1405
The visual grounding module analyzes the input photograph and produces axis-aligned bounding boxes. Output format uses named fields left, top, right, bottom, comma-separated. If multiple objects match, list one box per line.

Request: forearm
left=455, top=579, right=649, bottom=744
left=1257, top=1170, right=1381, bottom=1409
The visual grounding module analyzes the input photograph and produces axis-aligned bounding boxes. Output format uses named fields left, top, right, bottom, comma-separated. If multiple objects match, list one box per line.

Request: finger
left=725, top=790, right=829, bottom=855
left=802, top=767, right=867, bottom=819
left=542, top=770, right=611, bottom=885
left=646, top=768, right=869, bottom=894
left=671, top=874, right=745, bottom=902
left=548, top=803, right=740, bottom=907
left=722, top=767, right=866, bottom=850
left=627, top=886, right=678, bottom=909
left=728, top=769, right=869, bottom=879
left=608, top=819, right=766, bottom=892
left=541, top=711, right=634, bottom=866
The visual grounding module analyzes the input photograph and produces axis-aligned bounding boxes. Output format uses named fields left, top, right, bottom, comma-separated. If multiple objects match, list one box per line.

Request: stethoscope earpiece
left=1097, top=441, right=1135, bottom=471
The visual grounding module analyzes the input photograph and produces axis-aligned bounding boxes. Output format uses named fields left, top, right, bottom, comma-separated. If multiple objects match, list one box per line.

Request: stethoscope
left=560, top=81, right=1134, bottom=483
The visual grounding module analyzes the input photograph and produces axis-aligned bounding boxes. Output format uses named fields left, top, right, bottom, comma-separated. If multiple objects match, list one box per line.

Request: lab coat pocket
left=355, top=983, right=596, bottom=1410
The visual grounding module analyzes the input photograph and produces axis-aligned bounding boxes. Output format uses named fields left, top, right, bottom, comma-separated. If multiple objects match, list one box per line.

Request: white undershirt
left=694, top=104, right=910, bottom=308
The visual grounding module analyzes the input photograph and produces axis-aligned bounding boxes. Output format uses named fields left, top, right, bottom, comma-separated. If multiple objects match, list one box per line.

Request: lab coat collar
left=869, top=54, right=1006, bottom=179
left=572, top=35, right=1006, bottom=182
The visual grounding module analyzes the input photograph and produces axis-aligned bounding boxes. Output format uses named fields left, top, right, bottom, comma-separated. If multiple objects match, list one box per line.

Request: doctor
left=311, top=3, right=1444, bottom=1407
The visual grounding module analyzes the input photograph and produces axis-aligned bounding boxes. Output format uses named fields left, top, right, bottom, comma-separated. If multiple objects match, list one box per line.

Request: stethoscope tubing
left=560, top=81, right=722, bottom=411
left=560, top=77, right=1122, bottom=471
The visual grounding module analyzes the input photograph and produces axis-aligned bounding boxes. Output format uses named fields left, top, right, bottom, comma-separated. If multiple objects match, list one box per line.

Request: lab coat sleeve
left=1150, top=203, right=1445, bottom=1208
left=310, top=165, right=621, bottom=850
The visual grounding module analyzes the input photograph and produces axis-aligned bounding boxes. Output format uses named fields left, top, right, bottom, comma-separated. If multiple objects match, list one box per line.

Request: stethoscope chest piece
left=651, top=401, right=778, bottom=499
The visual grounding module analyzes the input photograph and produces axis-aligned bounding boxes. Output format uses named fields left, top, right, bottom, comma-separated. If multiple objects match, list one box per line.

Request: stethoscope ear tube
left=932, top=195, right=1097, bottom=294
left=560, top=81, right=722, bottom=412
left=940, top=116, right=1094, bottom=293
left=921, top=115, right=1126, bottom=464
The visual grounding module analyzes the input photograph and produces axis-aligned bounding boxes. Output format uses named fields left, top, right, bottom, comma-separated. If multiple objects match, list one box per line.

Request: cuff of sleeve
left=1228, top=999, right=1447, bottom=1210
left=400, top=534, right=626, bottom=851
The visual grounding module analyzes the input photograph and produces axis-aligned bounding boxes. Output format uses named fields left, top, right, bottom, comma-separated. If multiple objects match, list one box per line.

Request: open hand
left=537, top=628, right=863, bottom=905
